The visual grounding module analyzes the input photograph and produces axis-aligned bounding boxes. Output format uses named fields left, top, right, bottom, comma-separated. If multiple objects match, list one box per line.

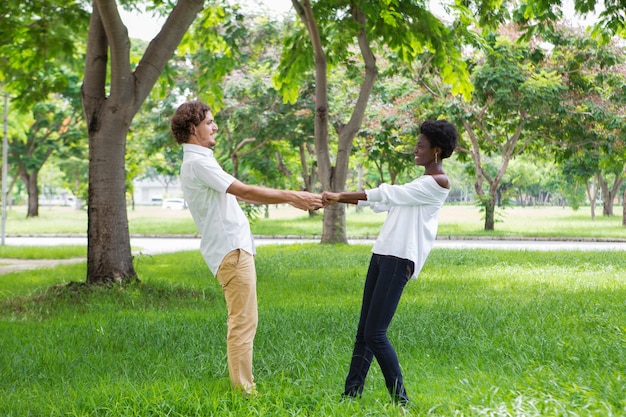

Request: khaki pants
left=215, top=249, right=258, bottom=394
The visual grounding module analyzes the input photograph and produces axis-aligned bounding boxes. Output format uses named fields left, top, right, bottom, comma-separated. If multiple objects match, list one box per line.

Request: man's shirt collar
left=183, top=143, right=214, bottom=158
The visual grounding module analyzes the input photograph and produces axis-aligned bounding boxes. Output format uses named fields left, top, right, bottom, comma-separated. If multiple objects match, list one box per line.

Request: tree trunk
left=294, top=0, right=334, bottom=239
left=86, top=107, right=137, bottom=285
left=294, top=0, right=377, bottom=243
left=600, top=174, right=624, bottom=217
left=322, top=203, right=346, bottom=243
left=21, top=170, right=39, bottom=218
left=597, top=174, right=614, bottom=216
left=473, top=178, right=497, bottom=231
left=461, top=115, right=527, bottom=232
left=586, top=177, right=597, bottom=220
left=298, top=143, right=318, bottom=218
left=484, top=198, right=495, bottom=231
left=622, top=187, right=626, bottom=227
left=80, top=0, right=203, bottom=285
left=355, top=164, right=364, bottom=213
left=26, top=179, right=38, bottom=217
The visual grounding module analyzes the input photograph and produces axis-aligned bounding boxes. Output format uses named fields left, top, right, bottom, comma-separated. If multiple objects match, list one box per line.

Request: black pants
left=344, top=254, right=414, bottom=400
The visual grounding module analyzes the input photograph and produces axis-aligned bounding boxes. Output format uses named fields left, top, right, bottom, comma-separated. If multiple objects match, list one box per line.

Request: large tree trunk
left=293, top=0, right=333, bottom=239
left=81, top=0, right=203, bottom=285
left=86, top=105, right=136, bottom=285
left=322, top=203, right=346, bottom=242
left=294, top=0, right=376, bottom=243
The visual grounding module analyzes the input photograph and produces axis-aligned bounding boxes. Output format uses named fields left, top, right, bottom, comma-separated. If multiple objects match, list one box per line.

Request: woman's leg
left=362, top=255, right=413, bottom=403
left=343, top=255, right=380, bottom=396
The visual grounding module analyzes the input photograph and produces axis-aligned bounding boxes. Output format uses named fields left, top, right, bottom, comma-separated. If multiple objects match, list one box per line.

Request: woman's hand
left=322, top=192, right=340, bottom=206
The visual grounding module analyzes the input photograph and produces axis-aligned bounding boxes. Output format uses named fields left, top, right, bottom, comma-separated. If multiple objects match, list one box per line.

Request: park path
left=2, top=235, right=626, bottom=274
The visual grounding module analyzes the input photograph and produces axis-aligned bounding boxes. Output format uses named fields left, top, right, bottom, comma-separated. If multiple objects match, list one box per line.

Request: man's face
left=191, top=111, right=218, bottom=148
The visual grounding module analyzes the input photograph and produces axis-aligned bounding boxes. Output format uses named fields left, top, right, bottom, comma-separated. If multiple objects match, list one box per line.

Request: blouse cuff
left=365, top=188, right=382, bottom=202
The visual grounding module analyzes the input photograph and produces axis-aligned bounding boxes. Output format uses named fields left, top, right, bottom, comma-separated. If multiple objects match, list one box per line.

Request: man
left=171, top=100, right=323, bottom=395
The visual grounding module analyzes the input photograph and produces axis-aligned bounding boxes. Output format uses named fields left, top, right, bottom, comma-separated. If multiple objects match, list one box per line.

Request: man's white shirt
left=180, top=144, right=255, bottom=275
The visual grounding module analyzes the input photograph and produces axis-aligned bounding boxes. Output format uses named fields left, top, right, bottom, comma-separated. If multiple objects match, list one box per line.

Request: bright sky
left=120, top=0, right=293, bottom=41
left=121, top=0, right=598, bottom=42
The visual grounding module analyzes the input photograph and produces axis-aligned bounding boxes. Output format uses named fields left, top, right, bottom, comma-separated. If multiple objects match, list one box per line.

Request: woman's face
left=413, top=134, right=436, bottom=166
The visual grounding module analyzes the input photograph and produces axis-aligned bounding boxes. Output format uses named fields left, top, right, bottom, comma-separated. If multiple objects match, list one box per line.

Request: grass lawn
left=0, top=245, right=86, bottom=260
left=4, top=204, right=626, bottom=239
left=1, top=245, right=625, bottom=416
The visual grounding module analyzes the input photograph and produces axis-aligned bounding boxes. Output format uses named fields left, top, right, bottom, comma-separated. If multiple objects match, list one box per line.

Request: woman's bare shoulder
left=429, top=173, right=450, bottom=189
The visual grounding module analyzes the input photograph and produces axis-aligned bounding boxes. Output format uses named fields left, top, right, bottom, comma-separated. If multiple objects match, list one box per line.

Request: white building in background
left=38, top=194, right=79, bottom=207
left=132, top=176, right=183, bottom=206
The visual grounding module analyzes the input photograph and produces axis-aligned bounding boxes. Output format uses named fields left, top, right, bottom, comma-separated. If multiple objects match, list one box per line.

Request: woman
left=322, top=119, right=458, bottom=406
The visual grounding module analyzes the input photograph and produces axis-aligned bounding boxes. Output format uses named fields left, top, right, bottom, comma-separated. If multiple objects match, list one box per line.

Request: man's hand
left=289, top=191, right=324, bottom=211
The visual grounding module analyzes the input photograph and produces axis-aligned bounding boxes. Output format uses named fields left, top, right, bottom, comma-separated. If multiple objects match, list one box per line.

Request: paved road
left=4, top=235, right=626, bottom=255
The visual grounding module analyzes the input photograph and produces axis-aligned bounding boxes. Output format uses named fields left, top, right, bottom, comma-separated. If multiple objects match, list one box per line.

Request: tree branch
left=294, top=0, right=332, bottom=190
left=82, top=2, right=108, bottom=130
left=93, top=0, right=131, bottom=101
left=134, top=0, right=205, bottom=109
left=335, top=2, right=378, bottom=188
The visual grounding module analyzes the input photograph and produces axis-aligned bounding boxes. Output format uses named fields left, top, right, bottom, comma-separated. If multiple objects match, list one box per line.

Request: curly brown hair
left=171, top=101, right=212, bottom=145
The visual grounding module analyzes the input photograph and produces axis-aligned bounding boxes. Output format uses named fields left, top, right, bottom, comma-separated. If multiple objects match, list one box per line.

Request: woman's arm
left=322, top=191, right=367, bottom=205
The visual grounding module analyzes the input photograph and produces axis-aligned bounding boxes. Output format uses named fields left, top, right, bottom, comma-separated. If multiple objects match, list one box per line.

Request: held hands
left=288, top=191, right=343, bottom=211
left=321, top=192, right=340, bottom=206
left=289, top=191, right=324, bottom=211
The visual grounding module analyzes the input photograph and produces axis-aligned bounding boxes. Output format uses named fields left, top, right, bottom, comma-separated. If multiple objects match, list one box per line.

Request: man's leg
left=216, top=249, right=258, bottom=394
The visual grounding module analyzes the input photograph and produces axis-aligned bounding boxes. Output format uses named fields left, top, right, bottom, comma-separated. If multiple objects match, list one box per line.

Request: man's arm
left=227, top=180, right=323, bottom=211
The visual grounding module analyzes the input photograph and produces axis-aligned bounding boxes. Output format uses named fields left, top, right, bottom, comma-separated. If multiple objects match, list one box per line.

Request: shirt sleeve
left=190, top=157, right=236, bottom=194
left=365, top=176, right=447, bottom=207
left=358, top=200, right=391, bottom=213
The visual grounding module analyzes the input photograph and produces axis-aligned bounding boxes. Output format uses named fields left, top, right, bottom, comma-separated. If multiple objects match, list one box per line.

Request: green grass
left=438, top=205, right=626, bottom=239
left=0, top=245, right=85, bottom=260
left=1, top=245, right=625, bottom=416
left=252, top=205, right=626, bottom=239
left=4, top=204, right=626, bottom=239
